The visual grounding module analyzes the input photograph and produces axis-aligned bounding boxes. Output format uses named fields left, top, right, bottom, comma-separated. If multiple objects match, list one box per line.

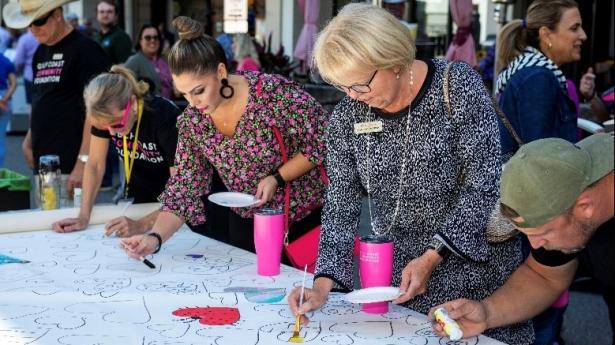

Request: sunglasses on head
left=30, top=10, right=55, bottom=27
left=143, top=35, right=159, bottom=41
left=108, top=98, right=133, bottom=130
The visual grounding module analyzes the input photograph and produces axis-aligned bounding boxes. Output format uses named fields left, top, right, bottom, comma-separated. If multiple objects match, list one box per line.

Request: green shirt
left=94, top=25, right=132, bottom=64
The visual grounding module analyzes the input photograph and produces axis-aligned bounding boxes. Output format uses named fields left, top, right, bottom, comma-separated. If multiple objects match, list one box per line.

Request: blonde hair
left=233, top=33, right=260, bottom=66
left=496, top=0, right=578, bottom=73
left=312, top=3, right=415, bottom=86
left=83, top=65, right=149, bottom=122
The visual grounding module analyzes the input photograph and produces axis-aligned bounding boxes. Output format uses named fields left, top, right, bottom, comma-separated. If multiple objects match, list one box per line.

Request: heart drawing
left=172, top=306, right=240, bottom=326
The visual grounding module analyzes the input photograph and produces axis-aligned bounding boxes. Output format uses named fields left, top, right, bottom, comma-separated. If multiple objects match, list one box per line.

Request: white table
left=0, top=223, right=505, bottom=344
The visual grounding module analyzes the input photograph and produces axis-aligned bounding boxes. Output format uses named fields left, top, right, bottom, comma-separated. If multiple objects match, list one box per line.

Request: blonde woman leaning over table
left=287, top=4, right=532, bottom=344
left=120, top=16, right=327, bottom=264
left=52, top=65, right=179, bottom=237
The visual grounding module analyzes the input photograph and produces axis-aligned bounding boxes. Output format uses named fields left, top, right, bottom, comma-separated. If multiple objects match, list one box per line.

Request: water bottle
left=39, top=155, right=61, bottom=210
left=73, top=188, right=82, bottom=208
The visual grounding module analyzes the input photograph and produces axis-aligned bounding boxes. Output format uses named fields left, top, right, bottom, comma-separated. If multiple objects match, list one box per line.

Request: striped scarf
left=496, top=46, right=567, bottom=94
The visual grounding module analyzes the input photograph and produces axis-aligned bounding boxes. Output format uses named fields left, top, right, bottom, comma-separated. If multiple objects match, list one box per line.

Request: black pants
left=187, top=170, right=230, bottom=242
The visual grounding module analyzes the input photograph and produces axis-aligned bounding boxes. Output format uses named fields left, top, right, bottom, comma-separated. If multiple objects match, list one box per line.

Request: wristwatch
left=273, top=171, right=286, bottom=188
left=77, top=154, right=89, bottom=163
left=427, top=237, right=451, bottom=259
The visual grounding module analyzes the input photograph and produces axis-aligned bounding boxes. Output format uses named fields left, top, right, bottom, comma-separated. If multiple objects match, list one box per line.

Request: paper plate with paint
left=344, top=287, right=403, bottom=304
left=208, top=192, right=257, bottom=208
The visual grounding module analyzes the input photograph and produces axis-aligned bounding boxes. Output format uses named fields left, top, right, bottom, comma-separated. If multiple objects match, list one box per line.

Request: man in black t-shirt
left=430, top=133, right=614, bottom=341
left=3, top=0, right=110, bottom=205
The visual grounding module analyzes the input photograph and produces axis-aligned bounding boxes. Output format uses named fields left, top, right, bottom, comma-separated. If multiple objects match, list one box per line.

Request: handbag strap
left=443, top=61, right=523, bottom=146
left=271, top=126, right=329, bottom=246
left=271, top=126, right=292, bottom=246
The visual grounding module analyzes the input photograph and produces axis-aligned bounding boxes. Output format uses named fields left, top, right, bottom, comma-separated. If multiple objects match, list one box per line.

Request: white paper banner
left=0, top=224, right=505, bottom=344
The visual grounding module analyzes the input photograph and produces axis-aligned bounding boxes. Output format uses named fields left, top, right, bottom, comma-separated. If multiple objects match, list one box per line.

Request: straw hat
left=3, top=0, right=77, bottom=29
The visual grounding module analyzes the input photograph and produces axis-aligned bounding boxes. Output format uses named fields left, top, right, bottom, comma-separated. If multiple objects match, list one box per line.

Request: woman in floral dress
left=120, top=16, right=327, bottom=259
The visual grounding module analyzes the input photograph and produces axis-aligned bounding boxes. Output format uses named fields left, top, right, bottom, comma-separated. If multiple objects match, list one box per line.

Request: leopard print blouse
left=315, top=59, right=533, bottom=344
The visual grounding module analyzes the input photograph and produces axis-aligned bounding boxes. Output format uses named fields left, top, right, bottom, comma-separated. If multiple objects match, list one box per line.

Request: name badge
left=354, top=121, right=383, bottom=134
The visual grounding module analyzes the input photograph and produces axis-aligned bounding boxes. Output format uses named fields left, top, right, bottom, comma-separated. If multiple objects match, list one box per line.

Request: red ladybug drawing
left=172, top=307, right=240, bottom=326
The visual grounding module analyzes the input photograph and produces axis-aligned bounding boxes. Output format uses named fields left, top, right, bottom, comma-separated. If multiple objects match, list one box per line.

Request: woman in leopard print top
left=288, top=4, right=533, bottom=344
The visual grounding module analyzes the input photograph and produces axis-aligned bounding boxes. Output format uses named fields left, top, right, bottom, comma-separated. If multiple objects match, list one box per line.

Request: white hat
left=3, top=0, right=77, bottom=29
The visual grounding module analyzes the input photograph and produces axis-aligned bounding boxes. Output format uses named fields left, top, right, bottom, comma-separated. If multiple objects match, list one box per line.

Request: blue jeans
left=532, top=305, right=567, bottom=345
left=521, top=236, right=567, bottom=345
left=0, top=91, right=11, bottom=168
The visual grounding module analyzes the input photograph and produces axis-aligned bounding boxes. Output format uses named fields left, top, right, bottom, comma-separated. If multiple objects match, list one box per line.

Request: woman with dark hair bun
left=120, top=16, right=328, bottom=265
left=124, top=24, right=174, bottom=98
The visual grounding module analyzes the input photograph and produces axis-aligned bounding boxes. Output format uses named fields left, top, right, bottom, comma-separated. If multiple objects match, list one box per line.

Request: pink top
left=160, top=72, right=328, bottom=225
left=237, top=57, right=260, bottom=72
left=151, top=56, right=173, bottom=99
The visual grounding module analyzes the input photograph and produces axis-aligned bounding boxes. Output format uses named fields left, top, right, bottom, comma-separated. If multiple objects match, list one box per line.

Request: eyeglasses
left=30, top=10, right=54, bottom=27
left=332, top=70, right=378, bottom=94
left=143, top=35, right=159, bottom=41
left=108, top=98, right=133, bottom=130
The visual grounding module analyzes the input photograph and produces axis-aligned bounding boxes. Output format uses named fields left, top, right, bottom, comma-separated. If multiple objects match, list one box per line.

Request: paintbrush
left=289, top=264, right=308, bottom=343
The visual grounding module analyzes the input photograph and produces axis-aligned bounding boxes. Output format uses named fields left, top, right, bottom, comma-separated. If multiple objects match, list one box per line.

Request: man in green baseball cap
left=429, top=133, right=614, bottom=341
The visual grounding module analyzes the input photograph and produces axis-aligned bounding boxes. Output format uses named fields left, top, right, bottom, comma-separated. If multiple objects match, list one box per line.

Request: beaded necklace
left=362, top=68, right=414, bottom=236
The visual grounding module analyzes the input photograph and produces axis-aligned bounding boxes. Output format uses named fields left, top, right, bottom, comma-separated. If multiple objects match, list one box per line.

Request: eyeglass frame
left=142, top=35, right=160, bottom=41
left=108, top=98, right=133, bottom=130
left=30, top=9, right=56, bottom=27
left=331, top=70, right=378, bottom=94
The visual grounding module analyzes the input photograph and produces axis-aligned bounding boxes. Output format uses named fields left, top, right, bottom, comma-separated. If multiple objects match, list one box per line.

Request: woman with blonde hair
left=52, top=65, right=180, bottom=237
left=287, top=4, right=532, bottom=344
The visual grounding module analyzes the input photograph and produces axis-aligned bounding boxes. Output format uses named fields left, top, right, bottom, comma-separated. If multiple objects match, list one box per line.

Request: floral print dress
left=160, top=71, right=328, bottom=226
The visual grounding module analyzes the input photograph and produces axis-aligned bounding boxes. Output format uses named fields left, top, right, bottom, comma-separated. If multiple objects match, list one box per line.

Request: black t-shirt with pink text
left=31, top=30, right=110, bottom=173
left=91, top=96, right=179, bottom=203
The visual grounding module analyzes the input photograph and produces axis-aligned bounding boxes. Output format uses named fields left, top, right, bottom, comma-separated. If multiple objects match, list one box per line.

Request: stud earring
left=548, top=42, right=553, bottom=49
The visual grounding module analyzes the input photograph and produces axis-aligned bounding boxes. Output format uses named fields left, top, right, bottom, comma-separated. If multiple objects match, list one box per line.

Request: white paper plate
left=208, top=192, right=257, bottom=208
left=344, top=287, right=403, bottom=304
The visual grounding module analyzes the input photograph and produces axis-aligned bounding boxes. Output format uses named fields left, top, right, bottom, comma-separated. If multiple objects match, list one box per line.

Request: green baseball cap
left=501, top=133, right=614, bottom=228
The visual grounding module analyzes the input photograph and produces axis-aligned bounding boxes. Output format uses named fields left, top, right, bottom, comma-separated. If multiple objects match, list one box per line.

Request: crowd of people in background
left=0, top=0, right=263, bottom=174
left=0, top=1, right=613, bottom=344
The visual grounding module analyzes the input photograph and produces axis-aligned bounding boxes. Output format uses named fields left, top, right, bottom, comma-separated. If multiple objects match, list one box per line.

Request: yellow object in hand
left=434, top=307, right=463, bottom=341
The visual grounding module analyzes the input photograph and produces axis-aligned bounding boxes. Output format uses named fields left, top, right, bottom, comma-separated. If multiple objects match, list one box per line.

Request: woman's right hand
left=287, top=285, right=330, bottom=325
left=52, top=217, right=89, bottom=233
left=120, top=234, right=158, bottom=259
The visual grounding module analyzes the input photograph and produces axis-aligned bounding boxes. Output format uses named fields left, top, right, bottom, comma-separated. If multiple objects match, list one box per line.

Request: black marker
left=139, top=256, right=156, bottom=269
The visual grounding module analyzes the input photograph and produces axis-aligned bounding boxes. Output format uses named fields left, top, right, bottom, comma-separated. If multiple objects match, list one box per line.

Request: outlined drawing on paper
left=64, top=297, right=152, bottom=324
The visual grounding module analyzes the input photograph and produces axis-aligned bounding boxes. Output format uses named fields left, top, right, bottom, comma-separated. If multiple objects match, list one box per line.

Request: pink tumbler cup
left=359, top=234, right=394, bottom=313
left=253, top=208, right=285, bottom=276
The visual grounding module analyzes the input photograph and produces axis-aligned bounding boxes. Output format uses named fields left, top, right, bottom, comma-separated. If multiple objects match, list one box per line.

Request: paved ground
left=2, top=133, right=611, bottom=344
